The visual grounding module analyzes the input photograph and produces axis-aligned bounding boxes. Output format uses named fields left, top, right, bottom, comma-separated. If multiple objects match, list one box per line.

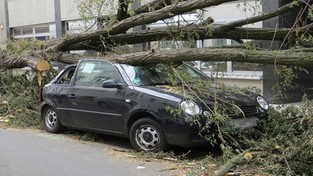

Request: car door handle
left=68, top=94, right=76, bottom=98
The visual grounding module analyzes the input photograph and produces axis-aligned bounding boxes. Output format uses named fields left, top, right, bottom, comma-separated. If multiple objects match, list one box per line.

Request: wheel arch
left=40, top=103, right=51, bottom=119
left=127, top=111, right=161, bottom=134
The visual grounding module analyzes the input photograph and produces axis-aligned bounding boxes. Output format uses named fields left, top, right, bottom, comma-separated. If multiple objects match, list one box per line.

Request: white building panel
left=8, top=0, right=55, bottom=27
left=60, top=0, right=81, bottom=21
left=203, top=1, right=262, bottom=28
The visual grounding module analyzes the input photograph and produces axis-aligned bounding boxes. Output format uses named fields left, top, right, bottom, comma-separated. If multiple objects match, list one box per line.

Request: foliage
left=160, top=63, right=313, bottom=175
left=0, top=0, right=312, bottom=175
left=272, top=66, right=308, bottom=103
left=0, top=64, right=311, bottom=175
left=76, top=0, right=118, bottom=31
left=5, top=40, right=46, bottom=58
left=0, top=70, right=41, bottom=128
left=235, top=102, right=313, bottom=175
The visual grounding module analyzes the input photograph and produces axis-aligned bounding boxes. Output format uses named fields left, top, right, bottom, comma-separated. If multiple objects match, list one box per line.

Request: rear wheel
left=43, top=106, right=64, bottom=133
left=130, top=118, right=168, bottom=152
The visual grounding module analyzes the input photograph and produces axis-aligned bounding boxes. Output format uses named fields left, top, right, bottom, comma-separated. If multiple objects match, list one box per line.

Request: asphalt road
left=0, top=128, right=181, bottom=176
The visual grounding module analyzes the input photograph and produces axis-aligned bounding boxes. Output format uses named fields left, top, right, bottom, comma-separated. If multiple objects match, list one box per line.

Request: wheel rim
left=135, top=125, right=160, bottom=151
left=45, top=109, right=57, bottom=129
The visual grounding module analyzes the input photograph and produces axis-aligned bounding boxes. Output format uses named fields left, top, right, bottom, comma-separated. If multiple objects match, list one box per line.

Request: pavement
left=0, top=128, right=182, bottom=176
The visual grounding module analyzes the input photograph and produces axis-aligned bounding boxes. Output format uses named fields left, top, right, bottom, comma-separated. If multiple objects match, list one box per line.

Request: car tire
left=130, top=118, right=169, bottom=152
left=43, top=106, right=64, bottom=133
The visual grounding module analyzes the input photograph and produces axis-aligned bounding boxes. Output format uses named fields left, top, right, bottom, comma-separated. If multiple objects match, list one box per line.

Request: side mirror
left=102, top=79, right=123, bottom=89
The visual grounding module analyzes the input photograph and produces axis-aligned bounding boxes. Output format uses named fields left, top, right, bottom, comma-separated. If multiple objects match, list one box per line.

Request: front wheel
left=43, top=106, right=64, bottom=133
left=130, top=118, right=168, bottom=152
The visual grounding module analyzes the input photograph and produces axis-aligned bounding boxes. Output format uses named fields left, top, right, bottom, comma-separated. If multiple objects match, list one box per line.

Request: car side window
left=56, top=68, right=75, bottom=85
left=74, top=60, right=121, bottom=87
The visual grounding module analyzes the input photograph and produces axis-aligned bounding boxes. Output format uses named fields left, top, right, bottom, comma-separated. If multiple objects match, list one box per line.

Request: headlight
left=256, top=96, right=269, bottom=110
left=181, top=100, right=201, bottom=116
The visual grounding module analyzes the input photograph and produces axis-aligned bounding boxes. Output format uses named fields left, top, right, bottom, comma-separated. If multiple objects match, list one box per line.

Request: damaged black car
left=40, top=59, right=268, bottom=152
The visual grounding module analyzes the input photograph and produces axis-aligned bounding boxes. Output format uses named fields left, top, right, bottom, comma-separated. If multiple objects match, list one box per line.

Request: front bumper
left=160, top=117, right=211, bottom=147
left=159, top=113, right=267, bottom=147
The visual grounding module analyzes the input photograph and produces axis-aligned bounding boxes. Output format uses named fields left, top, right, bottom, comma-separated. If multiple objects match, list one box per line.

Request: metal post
left=133, top=1, right=146, bottom=52
left=54, top=0, right=62, bottom=38
left=4, top=0, right=10, bottom=39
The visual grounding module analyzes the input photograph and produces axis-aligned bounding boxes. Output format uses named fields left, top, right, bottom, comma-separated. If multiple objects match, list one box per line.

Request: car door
left=45, top=66, right=76, bottom=127
left=67, top=60, right=125, bottom=133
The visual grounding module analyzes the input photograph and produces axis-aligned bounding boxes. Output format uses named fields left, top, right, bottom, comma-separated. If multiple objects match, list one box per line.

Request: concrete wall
left=60, top=0, right=80, bottom=21
left=8, top=0, right=55, bottom=27
left=7, top=0, right=83, bottom=27
left=203, top=0, right=262, bottom=27
left=0, top=0, right=7, bottom=47
left=7, top=0, right=118, bottom=27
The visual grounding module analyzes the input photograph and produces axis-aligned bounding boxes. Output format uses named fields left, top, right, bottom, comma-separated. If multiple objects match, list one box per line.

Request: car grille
left=238, top=105, right=259, bottom=116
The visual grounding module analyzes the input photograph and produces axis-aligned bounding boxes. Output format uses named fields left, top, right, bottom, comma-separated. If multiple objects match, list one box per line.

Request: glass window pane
left=35, top=26, right=49, bottom=34
left=200, top=62, right=227, bottom=72
left=22, top=27, right=33, bottom=35
left=13, top=28, right=22, bottom=35
left=75, top=61, right=120, bottom=87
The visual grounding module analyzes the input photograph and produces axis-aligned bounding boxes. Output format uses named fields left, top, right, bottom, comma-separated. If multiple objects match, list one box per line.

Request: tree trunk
left=0, top=51, right=49, bottom=71
left=66, top=25, right=313, bottom=51
left=103, top=47, right=313, bottom=67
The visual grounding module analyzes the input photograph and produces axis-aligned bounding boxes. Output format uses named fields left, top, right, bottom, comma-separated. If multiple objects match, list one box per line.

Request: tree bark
left=50, top=47, right=313, bottom=67
left=106, top=47, right=313, bottom=67
left=0, top=51, right=49, bottom=71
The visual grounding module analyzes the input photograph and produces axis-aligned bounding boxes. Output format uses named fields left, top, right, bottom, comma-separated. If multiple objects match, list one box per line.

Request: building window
left=35, top=26, right=49, bottom=34
left=12, top=24, right=52, bottom=41
left=13, top=28, right=21, bottom=36
left=197, top=38, right=263, bottom=80
left=22, top=27, right=33, bottom=35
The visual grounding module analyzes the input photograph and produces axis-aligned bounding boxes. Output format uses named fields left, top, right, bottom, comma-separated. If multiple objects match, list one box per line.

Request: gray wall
left=0, top=0, right=8, bottom=47
left=261, top=0, right=280, bottom=102
left=262, top=0, right=313, bottom=103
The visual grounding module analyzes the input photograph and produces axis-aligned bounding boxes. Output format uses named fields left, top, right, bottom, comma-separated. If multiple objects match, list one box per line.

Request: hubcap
left=45, top=109, right=57, bottom=129
left=135, top=125, right=160, bottom=151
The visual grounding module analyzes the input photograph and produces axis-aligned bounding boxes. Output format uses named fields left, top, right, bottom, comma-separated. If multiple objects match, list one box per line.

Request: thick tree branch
left=66, top=24, right=313, bottom=51
left=103, top=47, right=313, bottom=67
left=4, top=46, right=313, bottom=71
left=52, top=47, right=313, bottom=67
left=98, top=0, right=182, bottom=22
left=53, top=0, right=235, bottom=52
left=0, top=51, right=49, bottom=71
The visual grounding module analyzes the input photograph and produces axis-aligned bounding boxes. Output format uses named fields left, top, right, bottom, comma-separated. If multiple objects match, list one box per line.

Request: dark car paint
left=41, top=60, right=267, bottom=147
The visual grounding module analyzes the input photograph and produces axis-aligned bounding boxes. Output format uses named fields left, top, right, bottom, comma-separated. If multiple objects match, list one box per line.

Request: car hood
left=134, top=85, right=258, bottom=106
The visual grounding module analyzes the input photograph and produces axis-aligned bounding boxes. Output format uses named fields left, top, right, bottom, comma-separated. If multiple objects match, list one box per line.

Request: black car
left=40, top=59, right=268, bottom=152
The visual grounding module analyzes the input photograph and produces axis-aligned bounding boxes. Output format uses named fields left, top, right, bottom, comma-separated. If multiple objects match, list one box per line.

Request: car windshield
left=121, top=63, right=211, bottom=86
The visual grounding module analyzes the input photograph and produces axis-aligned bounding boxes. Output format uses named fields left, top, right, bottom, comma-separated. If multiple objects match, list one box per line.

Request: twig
left=215, top=149, right=252, bottom=176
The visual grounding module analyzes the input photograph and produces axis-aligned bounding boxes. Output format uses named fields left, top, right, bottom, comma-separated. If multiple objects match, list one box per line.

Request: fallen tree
left=1, top=1, right=313, bottom=175
left=0, top=0, right=312, bottom=71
